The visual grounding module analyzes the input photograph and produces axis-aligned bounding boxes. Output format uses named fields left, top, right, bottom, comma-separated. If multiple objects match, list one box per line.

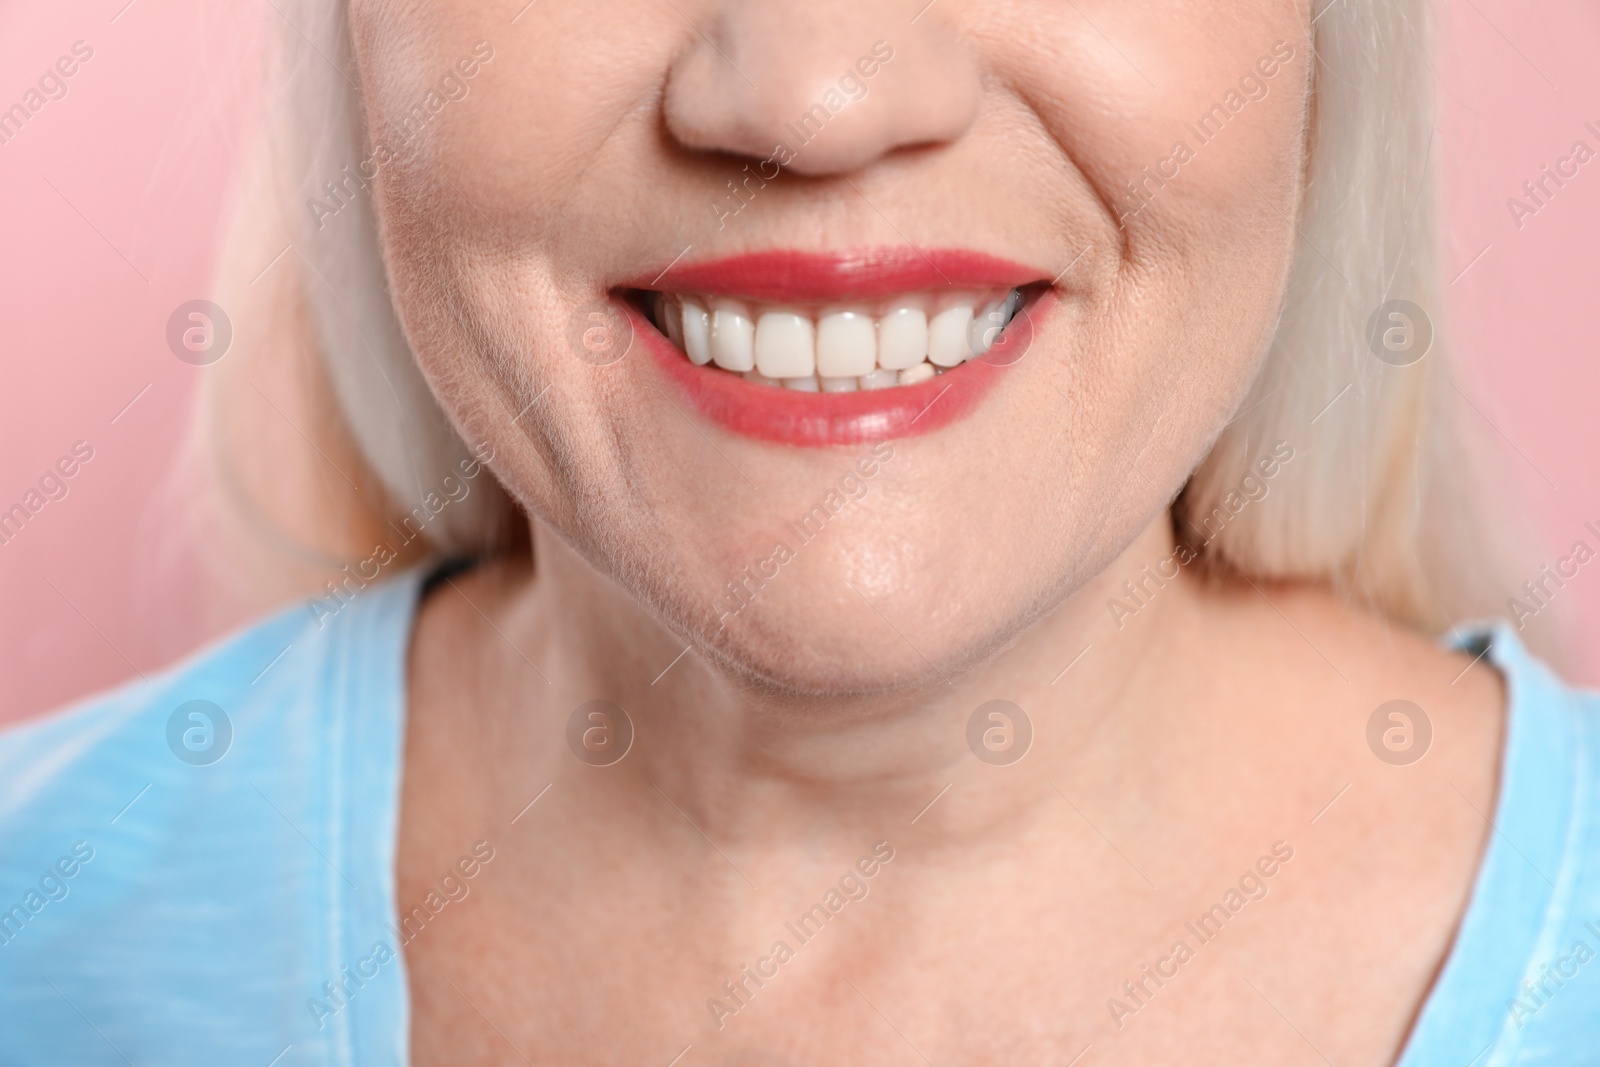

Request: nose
left=662, top=2, right=982, bottom=177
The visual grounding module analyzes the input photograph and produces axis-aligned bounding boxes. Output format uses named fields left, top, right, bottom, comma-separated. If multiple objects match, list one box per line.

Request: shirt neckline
left=1397, top=621, right=1590, bottom=1065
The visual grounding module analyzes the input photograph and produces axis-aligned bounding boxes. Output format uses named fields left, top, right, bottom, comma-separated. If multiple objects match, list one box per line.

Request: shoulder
left=0, top=568, right=422, bottom=825
left=1200, top=579, right=1511, bottom=721
left=1, top=594, right=308, bottom=824
left=0, top=569, right=425, bottom=1063
left=1222, top=581, right=1600, bottom=776
left=1185, top=580, right=1534, bottom=921
left=1185, top=578, right=1512, bottom=785
left=1195, top=581, right=1600, bottom=1055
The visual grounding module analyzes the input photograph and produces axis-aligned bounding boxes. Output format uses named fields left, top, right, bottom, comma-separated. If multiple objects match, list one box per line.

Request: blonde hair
left=1180, top=0, right=1510, bottom=632
left=220, top=0, right=1538, bottom=641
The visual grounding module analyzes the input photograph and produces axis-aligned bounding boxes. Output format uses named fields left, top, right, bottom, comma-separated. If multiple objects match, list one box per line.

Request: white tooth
left=754, top=311, right=816, bottom=379
left=744, top=371, right=783, bottom=387
left=897, top=362, right=937, bottom=385
left=927, top=305, right=975, bottom=367
left=859, top=368, right=899, bottom=391
left=819, top=375, right=859, bottom=392
left=816, top=311, right=876, bottom=377
left=663, top=296, right=686, bottom=350
left=681, top=299, right=712, bottom=365
left=968, top=299, right=1007, bottom=356
left=878, top=307, right=928, bottom=370
left=784, top=376, right=820, bottom=392
left=709, top=299, right=755, bottom=372
left=1001, top=288, right=1023, bottom=321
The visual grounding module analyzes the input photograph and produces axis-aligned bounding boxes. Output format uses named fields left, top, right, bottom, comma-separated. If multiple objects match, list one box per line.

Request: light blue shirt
left=2, top=567, right=1598, bottom=1064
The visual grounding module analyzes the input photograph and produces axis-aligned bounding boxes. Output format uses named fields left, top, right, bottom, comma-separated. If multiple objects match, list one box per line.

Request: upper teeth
left=651, top=290, right=1023, bottom=390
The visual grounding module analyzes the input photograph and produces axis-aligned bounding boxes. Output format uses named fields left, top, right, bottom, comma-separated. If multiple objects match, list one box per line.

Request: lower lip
left=627, top=292, right=1055, bottom=448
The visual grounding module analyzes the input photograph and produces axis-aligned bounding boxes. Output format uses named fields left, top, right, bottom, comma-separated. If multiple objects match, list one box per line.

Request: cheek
left=359, top=2, right=678, bottom=250
left=1009, top=4, right=1309, bottom=352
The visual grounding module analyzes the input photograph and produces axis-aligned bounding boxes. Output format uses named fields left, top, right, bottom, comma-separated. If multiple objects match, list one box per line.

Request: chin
left=669, top=529, right=1056, bottom=698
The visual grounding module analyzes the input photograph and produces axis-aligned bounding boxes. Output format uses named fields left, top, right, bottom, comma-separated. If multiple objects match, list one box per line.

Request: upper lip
left=628, top=247, right=1050, bottom=303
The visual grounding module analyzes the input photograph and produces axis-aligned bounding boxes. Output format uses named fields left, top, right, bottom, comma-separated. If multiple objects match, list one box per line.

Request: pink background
left=1, top=0, right=1597, bottom=724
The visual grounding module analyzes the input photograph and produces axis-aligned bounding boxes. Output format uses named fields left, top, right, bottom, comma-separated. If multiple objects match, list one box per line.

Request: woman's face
left=348, top=0, right=1311, bottom=692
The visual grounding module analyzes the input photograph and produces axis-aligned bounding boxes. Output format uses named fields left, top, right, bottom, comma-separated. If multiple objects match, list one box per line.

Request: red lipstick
left=623, top=247, right=1052, bottom=447
left=634, top=247, right=1045, bottom=304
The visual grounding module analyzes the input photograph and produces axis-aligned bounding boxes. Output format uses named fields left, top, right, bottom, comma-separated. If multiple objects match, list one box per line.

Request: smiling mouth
left=619, top=248, right=1055, bottom=445
left=629, top=287, right=1032, bottom=392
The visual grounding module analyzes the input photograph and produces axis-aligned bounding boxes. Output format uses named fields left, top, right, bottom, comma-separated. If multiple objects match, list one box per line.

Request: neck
left=462, top=514, right=1199, bottom=850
